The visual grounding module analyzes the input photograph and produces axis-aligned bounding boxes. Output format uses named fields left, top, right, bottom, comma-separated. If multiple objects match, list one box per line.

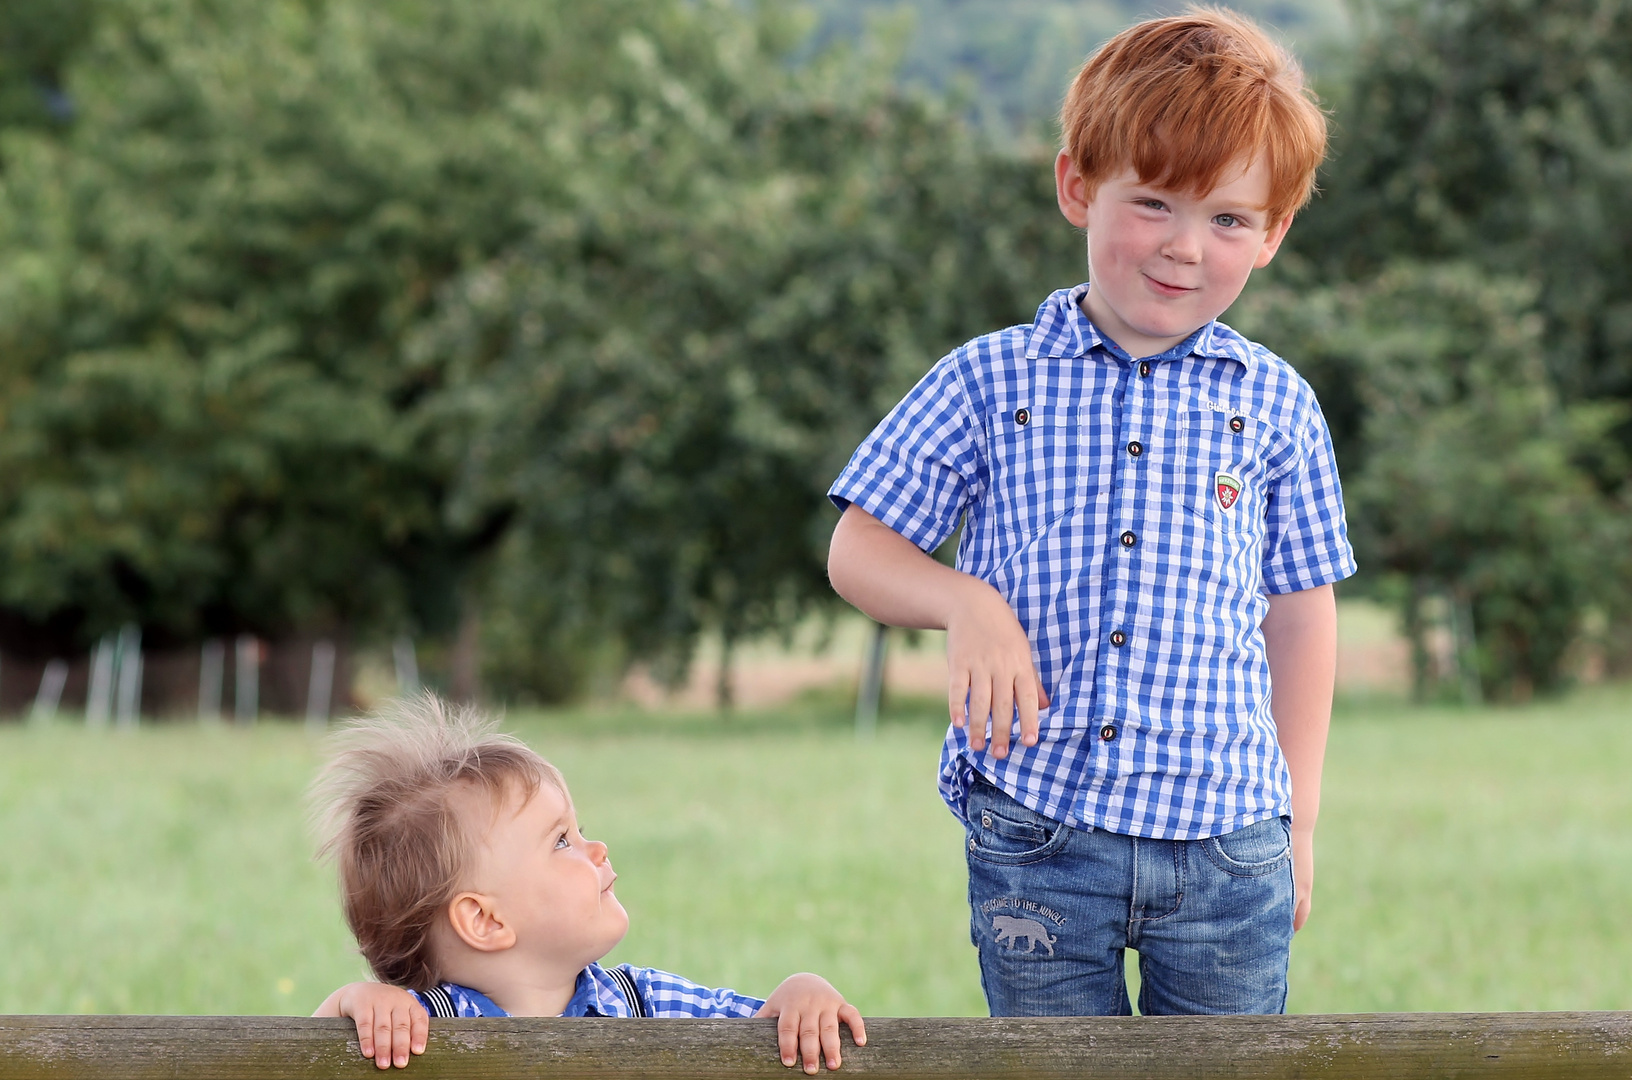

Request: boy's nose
left=1161, top=224, right=1203, bottom=263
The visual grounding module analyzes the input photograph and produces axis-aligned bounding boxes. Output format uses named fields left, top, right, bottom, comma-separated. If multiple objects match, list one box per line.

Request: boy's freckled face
left=1056, top=151, right=1292, bottom=359
left=468, top=781, right=630, bottom=968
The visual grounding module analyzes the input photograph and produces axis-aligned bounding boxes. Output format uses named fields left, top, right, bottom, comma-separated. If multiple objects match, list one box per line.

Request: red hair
left=1060, top=7, right=1327, bottom=223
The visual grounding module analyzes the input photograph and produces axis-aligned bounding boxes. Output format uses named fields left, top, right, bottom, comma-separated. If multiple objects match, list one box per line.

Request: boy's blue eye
left=1215, top=214, right=1241, bottom=227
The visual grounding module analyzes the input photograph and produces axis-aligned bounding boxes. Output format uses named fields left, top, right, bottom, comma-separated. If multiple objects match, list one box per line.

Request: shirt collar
left=563, top=963, right=631, bottom=1017
left=1025, top=283, right=1252, bottom=371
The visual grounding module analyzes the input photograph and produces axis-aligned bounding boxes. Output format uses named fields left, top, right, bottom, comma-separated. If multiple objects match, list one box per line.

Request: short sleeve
left=828, top=352, right=984, bottom=553
left=628, top=965, right=766, bottom=1018
left=1261, top=402, right=1357, bottom=594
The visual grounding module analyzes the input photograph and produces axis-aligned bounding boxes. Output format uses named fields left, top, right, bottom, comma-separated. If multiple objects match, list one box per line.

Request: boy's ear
left=446, top=892, right=517, bottom=953
left=1254, top=215, right=1295, bottom=269
left=1055, top=150, right=1092, bottom=229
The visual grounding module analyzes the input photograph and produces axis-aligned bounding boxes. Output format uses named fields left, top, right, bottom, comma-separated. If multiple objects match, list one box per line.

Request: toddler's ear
left=447, top=892, right=516, bottom=953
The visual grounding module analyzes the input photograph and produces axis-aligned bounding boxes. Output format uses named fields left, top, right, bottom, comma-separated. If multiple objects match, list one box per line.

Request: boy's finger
left=392, top=1011, right=413, bottom=1068
left=373, top=1013, right=394, bottom=1069
left=820, top=1013, right=843, bottom=1071
left=800, top=1018, right=823, bottom=1075
left=840, top=1004, right=866, bottom=1046
left=948, top=671, right=970, bottom=732
left=967, top=678, right=993, bottom=753
left=1018, top=673, right=1040, bottom=748
left=412, top=1008, right=428, bottom=1055
left=777, top=1012, right=798, bottom=1068
left=988, top=682, right=1015, bottom=759
left=354, top=1010, right=375, bottom=1061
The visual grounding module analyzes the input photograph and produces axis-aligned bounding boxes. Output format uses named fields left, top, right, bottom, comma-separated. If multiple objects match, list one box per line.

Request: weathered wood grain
left=3, top=1012, right=1631, bottom=1079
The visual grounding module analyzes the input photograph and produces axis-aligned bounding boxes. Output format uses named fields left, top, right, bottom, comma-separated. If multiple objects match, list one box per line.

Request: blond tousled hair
left=1060, top=6, right=1327, bottom=224
left=310, top=694, right=565, bottom=990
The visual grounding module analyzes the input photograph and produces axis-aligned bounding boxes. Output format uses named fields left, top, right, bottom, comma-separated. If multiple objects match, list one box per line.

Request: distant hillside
left=802, top=0, right=1352, bottom=140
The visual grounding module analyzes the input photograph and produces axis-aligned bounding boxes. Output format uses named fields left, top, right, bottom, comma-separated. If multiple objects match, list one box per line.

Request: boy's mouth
left=1143, top=273, right=1196, bottom=297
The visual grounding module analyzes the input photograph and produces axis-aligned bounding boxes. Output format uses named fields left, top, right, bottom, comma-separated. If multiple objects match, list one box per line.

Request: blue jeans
left=965, top=776, right=1293, bottom=1016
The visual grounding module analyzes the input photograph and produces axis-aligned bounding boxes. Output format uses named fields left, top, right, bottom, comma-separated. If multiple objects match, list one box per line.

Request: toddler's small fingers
left=411, top=1008, right=428, bottom=1055
left=800, top=1019, right=823, bottom=1076
left=820, top=1014, right=843, bottom=1071
left=840, top=1004, right=866, bottom=1046
left=778, top=1012, right=799, bottom=1068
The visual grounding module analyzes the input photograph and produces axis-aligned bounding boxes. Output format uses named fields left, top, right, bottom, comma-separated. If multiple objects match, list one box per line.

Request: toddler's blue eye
left=554, top=834, right=571, bottom=849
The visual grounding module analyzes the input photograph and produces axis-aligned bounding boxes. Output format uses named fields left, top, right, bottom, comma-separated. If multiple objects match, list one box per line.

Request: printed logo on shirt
left=1215, top=471, right=1243, bottom=511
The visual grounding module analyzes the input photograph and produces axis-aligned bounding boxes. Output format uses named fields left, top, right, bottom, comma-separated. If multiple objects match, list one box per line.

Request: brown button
left=1229, top=415, right=1245, bottom=434
left=1138, top=361, right=1152, bottom=377
left=1110, top=630, right=1127, bottom=647
left=1127, top=440, right=1144, bottom=457
left=1100, top=725, right=1118, bottom=741
left=1120, top=530, right=1137, bottom=548
left=1014, top=408, right=1030, bottom=426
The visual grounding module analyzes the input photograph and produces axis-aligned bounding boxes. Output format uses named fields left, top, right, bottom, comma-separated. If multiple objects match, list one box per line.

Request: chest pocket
left=1173, top=409, right=1295, bottom=530
left=984, top=407, right=1084, bottom=537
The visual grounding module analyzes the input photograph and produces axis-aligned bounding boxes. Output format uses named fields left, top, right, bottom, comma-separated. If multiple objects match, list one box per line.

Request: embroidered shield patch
left=1215, top=472, right=1243, bottom=511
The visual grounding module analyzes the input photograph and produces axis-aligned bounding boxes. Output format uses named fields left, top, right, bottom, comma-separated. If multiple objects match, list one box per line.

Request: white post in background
left=306, top=639, right=336, bottom=730
left=855, top=621, right=889, bottom=739
left=86, top=634, right=116, bottom=727
left=235, top=633, right=259, bottom=725
left=393, top=635, right=419, bottom=697
left=31, top=660, right=69, bottom=724
left=198, top=639, right=224, bottom=722
left=114, top=623, right=143, bottom=728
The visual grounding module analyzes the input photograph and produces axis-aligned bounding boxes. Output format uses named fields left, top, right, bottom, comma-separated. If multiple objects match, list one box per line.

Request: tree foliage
left=0, top=0, right=1079, bottom=695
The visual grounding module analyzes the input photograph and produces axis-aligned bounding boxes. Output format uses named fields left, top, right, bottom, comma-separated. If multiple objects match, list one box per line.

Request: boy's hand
left=313, top=982, right=429, bottom=1070
left=755, top=973, right=866, bottom=1073
left=947, top=582, right=1049, bottom=760
left=1292, top=826, right=1315, bottom=931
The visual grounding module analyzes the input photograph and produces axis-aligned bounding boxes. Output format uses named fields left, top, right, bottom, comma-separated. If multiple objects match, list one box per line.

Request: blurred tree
left=0, top=0, right=1081, bottom=701
left=1233, top=264, right=1625, bottom=700
left=0, top=0, right=97, bottom=135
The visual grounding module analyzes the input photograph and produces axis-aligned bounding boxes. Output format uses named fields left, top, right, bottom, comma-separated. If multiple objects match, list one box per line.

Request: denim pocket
left=965, top=779, right=1072, bottom=866
left=1202, top=816, right=1292, bottom=877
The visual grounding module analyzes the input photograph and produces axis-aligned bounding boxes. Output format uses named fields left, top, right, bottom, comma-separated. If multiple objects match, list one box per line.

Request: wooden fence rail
left=4, top=1012, right=1632, bottom=1079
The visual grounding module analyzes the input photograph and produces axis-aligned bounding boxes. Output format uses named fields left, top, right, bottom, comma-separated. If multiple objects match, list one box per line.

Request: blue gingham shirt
left=409, top=961, right=766, bottom=1018
left=829, top=284, right=1356, bottom=841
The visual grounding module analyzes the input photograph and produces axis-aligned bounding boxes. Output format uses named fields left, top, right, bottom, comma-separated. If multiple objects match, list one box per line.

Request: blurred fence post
left=198, top=639, right=224, bottom=722
left=306, top=640, right=336, bottom=730
left=86, top=635, right=116, bottom=727
left=855, top=621, right=888, bottom=739
left=114, top=623, right=143, bottom=728
left=234, top=634, right=259, bottom=725
left=393, top=635, right=419, bottom=697
left=31, top=660, right=69, bottom=724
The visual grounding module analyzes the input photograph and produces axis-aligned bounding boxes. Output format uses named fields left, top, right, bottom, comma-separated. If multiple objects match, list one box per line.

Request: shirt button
left=1139, top=361, right=1152, bottom=377
left=1100, top=724, right=1118, bottom=741
left=1120, top=530, right=1137, bottom=548
left=1014, top=408, right=1030, bottom=426
left=1110, top=630, right=1127, bottom=647
left=1230, top=415, right=1245, bottom=434
left=1127, top=440, right=1144, bottom=457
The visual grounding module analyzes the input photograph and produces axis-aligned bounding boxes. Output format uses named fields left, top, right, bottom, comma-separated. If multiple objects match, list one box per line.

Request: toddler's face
left=1058, top=150, right=1291, bottom=359
left=465, top=779, right=630, bottom=969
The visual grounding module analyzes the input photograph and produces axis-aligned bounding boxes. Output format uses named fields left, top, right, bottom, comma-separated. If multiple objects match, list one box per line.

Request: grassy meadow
left=2, top=682, right=1630, bottom=1017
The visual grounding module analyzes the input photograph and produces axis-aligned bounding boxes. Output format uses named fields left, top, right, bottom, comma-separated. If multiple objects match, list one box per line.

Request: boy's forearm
left=1262, top=584, right=1337, bottom=832
left=828, top=505, right=989, bottom=629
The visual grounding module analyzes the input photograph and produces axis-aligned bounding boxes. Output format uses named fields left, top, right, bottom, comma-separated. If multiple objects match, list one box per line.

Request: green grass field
left=2, top=684, right=1630, bottom=1017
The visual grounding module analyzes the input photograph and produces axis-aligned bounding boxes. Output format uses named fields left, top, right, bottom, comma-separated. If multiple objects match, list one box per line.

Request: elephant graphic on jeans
left=991, top=914, right=1057, bottom=956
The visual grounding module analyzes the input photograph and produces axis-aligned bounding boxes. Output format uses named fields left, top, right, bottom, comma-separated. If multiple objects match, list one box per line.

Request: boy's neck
left=439, top=952, right=587, bottom=1017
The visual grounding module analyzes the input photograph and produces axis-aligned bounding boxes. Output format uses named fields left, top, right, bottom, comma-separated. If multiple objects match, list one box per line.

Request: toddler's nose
left=587, top=839, right=610, bottom=863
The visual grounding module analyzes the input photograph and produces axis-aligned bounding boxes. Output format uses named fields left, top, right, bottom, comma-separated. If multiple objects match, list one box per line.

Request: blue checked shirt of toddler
left=409, top=961, right=766, bottom=1018
left=828, top=283, right=1357, bottom=841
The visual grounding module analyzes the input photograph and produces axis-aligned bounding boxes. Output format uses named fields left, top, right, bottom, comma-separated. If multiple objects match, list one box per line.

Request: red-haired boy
left=827, top=9, right=1355, bottom=1015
